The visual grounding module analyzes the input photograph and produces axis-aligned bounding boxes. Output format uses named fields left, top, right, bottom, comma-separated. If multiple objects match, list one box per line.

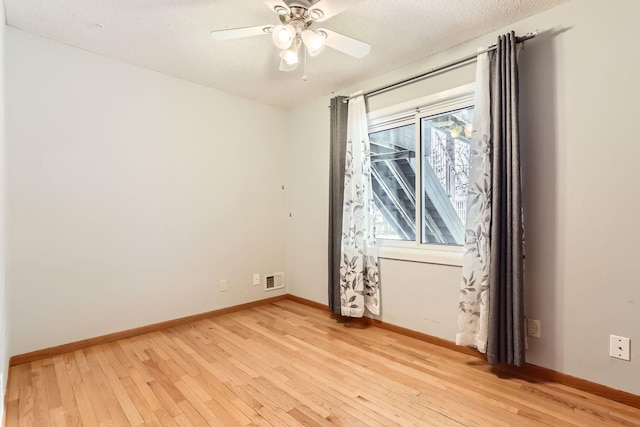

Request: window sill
left=378, top=245, right=463, bottom=267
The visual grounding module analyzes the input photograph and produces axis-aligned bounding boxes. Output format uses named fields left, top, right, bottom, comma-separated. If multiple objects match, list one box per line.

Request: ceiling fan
left=210, top=0, right=371, bottom=72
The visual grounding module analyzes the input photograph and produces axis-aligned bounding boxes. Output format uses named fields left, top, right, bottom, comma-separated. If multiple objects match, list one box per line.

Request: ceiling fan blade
left=309, top=0, right=364, bottom=22
left=211, top=25, right=274, bottom=40
left=263, top=0, right=290, bottom=15
left=320, top=29, right=371, bottom=58
left=279, top=59, right=298, bottom=72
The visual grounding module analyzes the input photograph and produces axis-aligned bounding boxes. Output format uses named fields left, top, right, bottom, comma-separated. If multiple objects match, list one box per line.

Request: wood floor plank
left=71, top=382, right=99, bottom=426
left=4, top=399, right=20, bottom=427
left=82, top=347, right=131, bottom=426
left=128, top=367, right=164, bottom=412
left=261, top=372, right=332, bottom=419
left=92, top=346, right=145, bottom=426
left=120, top=374, right=162, bottom=426
left=288, top=405, right=333, bottom=427
left=153, top=407, right=179, bottom=427
left=6, top=301, right=640, bottom=426
left=142, top=349, right=186, bottom=404
left=173, top=379, right=219, bottom=424
left=51, top=356, right=82, bottom=427
left=176, top=399, right=209, bottom=426
left=192, top=373, right=256, bottom=424
left=72, top=351, right=114, bottom=425
left=47, top=407, right=67, bottom=427
left=17, top=383, right=34, bottom=426
left=30, top=360, right=52, bottom=427
left=202, top=389, right=246, bottom=426
left=146, top=378, right=183, bottom=418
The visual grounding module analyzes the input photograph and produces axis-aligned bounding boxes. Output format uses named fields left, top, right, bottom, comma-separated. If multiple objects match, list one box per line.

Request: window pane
left=420, top=107, right=473, bottom=245
left=369, top=124, right=416, bottom=241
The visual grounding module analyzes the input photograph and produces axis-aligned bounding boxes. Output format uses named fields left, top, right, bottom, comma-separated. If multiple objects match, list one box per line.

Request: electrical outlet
left=220, top=280, right=228, bottom=292
left=253, top=273, right=260, bottom=286
left=609, top=335, right=630, bottom=361
left=526, top=319, right=541, bottom=338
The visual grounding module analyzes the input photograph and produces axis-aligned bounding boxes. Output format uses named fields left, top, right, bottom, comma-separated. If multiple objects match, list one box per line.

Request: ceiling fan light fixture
left=273, top=5, right=289, bottom=16
left=280, top=39, right=301, bottom=65
left=210, top=1, right=372, bottom=72
left=302, top=29, right=326, bottom=57
left=272, top=24, right=295, bottom=49
left=308, top=8, right=324, bottom=21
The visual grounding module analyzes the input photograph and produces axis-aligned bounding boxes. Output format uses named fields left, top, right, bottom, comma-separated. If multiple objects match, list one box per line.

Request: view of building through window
left=370, top=106, right=473, bottom=245
left=369, top=123, right=416, bottom=240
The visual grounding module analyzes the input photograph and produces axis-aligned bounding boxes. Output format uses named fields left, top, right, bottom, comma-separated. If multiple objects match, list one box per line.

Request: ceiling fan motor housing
left=284, top=0, right=321, bottom=8
left=279, top=6, right=313, bottom=31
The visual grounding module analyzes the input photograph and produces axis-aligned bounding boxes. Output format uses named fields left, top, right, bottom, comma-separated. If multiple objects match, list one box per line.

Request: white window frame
left=367, top=83, right=475, bottom=266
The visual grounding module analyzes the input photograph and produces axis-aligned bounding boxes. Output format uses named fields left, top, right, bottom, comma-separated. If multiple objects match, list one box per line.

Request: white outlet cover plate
left=526, top=319, right=541, bottom=338
left=253, top=274, right=260, bottom=285
left=610, top=335, right=631, bottom=361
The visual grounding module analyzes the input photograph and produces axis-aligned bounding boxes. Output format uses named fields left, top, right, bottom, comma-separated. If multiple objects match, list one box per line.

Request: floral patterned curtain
left=339, top=93, right=380, bottom=317
left=456, top=51, right=492, bottom=353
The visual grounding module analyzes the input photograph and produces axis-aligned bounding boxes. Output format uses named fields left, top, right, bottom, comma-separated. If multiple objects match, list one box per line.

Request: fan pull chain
left=302, top=45, right=308, bottom=82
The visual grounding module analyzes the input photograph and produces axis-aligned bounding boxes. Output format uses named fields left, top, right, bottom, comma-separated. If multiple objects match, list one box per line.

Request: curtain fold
left=339, top=94, right=380, bottom=317
left=487, top=32, right=525, bottom=366
left=328, top=96, right=349, bottom=315
left=456, top=31, right=525, bottom=366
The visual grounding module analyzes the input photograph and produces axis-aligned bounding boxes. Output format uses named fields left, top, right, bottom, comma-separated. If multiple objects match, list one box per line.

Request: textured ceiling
left=5, top=0, right=567, bottom=109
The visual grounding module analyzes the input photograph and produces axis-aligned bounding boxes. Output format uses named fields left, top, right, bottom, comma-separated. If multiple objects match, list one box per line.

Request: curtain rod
left=342, top=31, right=538, bottom=103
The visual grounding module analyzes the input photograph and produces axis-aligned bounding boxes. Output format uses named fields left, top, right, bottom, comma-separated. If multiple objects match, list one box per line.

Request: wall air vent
left=264, top=272, right=285, bottom=291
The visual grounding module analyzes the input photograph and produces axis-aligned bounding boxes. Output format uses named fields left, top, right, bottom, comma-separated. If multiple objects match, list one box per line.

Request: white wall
left=6, top=28, right=288, bottom=356
left=285, top=98, right=330, bottom=303
left=286, top=0, right=640, bottom=395
left=0, top=0, right=8, bottom=420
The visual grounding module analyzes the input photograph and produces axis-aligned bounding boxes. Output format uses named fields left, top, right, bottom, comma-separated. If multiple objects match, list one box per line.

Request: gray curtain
left=328, top=96, right=348, bottom=315
left=487, top=32, right=525, bottom=366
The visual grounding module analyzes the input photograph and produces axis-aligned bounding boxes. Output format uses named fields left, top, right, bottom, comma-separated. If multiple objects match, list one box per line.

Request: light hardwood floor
left=5, top=300, right=640, bottom=426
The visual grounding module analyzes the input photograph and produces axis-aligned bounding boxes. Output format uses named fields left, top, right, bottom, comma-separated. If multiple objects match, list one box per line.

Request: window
left=369, top=85, right=474, bottom=247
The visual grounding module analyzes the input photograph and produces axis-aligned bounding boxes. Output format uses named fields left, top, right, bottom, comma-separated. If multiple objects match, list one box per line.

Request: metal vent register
left=264, top=272, right=285, bottom=291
